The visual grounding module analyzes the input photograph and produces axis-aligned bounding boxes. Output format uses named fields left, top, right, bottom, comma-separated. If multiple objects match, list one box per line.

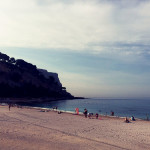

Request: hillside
left=0, top=52, right=74, bottom=102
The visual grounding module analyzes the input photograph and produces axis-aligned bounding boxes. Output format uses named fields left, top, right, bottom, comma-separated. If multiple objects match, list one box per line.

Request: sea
left=28, top=98, right=150, bottom=120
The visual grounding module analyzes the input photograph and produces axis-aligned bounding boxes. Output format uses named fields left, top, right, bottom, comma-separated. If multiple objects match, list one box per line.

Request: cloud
left=0, top=0, right=150, bottom=56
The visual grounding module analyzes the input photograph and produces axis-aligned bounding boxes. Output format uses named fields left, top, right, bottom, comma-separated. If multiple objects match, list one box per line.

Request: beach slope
left=0, top=106, right=150, bottom=150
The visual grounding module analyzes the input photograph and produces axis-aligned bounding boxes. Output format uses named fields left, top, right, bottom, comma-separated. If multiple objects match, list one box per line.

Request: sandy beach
left=0, top=105, right=150, bottom=150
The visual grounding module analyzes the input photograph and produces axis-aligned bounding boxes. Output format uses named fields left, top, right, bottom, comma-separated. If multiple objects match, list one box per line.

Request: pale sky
left=1, top=0, right=150, bottom=98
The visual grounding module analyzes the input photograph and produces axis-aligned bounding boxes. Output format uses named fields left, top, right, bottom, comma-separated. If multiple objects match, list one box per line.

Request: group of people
left=75, top=108, right=99, bottom=119
left=124, top=116, right=136, bottom=123
left=80, top=108, right=136, bottom=122
left=83, top=108, right=99, bottom=119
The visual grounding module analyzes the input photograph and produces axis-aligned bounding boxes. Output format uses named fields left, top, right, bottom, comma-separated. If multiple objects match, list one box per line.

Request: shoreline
left=0, top=98, right=149, bottom=121
left=0, top=103, right=147, bottom=121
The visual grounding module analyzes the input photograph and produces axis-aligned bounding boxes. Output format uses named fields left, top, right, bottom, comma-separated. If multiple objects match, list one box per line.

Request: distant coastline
left=0, top=96, right=85, bottom=105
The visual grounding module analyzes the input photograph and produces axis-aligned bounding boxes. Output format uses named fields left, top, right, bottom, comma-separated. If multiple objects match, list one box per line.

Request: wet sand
left=0, top=105, right=150, bottom=150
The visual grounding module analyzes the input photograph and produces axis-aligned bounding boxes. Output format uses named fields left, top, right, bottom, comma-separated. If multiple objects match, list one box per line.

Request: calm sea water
left=30, top=98, right=150, bottom=120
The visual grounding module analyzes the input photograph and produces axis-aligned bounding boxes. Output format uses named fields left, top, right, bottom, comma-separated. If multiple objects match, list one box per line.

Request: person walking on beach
left=84, top=108, right=88, bottom=118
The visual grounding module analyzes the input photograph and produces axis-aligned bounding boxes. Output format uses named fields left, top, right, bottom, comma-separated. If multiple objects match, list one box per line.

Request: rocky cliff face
left=38, top=69, right=62, bottom=87
left=0, top=52, right=74, bottom=101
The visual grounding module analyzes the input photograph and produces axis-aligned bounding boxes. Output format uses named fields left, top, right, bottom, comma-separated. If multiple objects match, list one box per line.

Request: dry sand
left=0, top=105, right=150, bottom=150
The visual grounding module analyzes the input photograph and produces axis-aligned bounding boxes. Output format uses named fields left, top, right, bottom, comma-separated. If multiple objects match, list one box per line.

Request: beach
left=0, top=105, right=150, bottom=150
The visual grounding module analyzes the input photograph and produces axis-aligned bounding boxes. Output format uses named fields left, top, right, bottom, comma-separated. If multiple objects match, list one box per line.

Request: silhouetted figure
left=130, top=116, right=135, bottom=121
left=84, top=108, right=88, bottom=118
left=96, top=113, right=99, bottom=119
left=146, top=114, right=149, bottom=121
left=88, top=113, right=93, bottom=119
left=111, top=111, right=114, bottom=116
left=125, top=117, right=130, bottom=123
left=8, top=104, right=11, bottom=111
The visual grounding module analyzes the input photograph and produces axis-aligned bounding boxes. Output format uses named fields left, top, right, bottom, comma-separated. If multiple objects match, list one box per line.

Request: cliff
left=0, top=52, right=74, bottom=102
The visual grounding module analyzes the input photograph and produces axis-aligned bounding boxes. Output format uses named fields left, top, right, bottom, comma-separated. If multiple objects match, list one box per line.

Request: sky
left=1, top=0, right=150, bottom=98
